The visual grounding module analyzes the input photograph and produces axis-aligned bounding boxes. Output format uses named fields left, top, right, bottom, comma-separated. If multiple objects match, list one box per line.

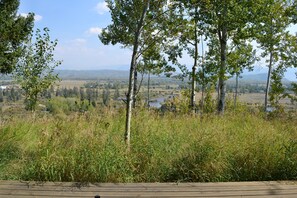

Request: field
left=58, top=80, right=87, bottom=88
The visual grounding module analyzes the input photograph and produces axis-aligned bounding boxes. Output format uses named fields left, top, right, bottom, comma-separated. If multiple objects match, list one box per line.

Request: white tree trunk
left=264, top=51, right=273, bottom=112
left=191, top=12, right=199, bottom=113
left=125, top=0, right=151, bottom=149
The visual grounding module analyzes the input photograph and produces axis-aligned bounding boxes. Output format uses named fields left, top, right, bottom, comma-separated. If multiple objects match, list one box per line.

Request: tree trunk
left=133, top=70, right=138, bottom=108
left=200, top=35, right=205, bottom=114
left=191, top=65, right=197, bottom=112
left=218, top=28, right=227, bottom=114
left=234, top=73, right=239, bottom=109
left=201, top=84, right=205, bottom=114
left=264, top=51, right=273, bottom=112
left=125, top=0, right=150, bottom=149
left=217, top=3, right=228, bottom=114
left=191, top=12, right=199, bottom=113
left=147, top=70, right=150, bottom=108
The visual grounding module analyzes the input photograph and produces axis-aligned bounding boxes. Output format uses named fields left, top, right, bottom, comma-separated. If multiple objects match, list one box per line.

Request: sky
left=19, top=0, right=297, bottom=80
left=19, top=0, right=133, bottom=70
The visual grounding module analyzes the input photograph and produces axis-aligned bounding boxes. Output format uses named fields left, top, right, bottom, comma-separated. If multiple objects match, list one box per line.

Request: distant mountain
left=240, top=73, right=268, bottom=82
left=243, top=66, right=296, bottom=82
left=1, top=69, right=294, bottom=83
left=55, top=70, right=130, bottom=80
left=229, top=73, right=291, bottom=84
left=56, top=70, right=294, bottom=83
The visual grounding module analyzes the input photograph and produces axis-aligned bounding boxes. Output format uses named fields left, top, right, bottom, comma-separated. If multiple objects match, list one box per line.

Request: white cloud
left=86, top=27, right=102, bottom=35
left=55, top=40, right=131, bottom=70
left=20, top=13, right=43, bottom=22
left=95, top=2, right=109, bottom=15
left=34, top=15, right=43, bottom=22
left=73, top=38, right=87, bottom=45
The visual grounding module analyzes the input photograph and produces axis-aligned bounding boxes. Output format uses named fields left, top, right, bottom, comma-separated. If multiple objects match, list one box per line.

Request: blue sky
left=19, top=1, right=296, bottom=80
left=19, top=0, right=132, bottom=70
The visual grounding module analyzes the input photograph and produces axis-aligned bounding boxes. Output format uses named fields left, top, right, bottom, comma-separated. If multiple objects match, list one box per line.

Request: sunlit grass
left=0, top=107, right=297, bottom=182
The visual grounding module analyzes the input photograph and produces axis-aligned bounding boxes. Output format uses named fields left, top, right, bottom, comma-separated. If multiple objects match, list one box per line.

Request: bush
left=46, top=97, right=93, bottom=114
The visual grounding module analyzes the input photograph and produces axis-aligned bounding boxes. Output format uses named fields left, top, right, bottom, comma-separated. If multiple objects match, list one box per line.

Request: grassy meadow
left=1, top=103, right=297, bottom=183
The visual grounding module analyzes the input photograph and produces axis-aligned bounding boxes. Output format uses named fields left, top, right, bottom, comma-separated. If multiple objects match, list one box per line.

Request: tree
left=8, top=87, right=21, bottom=102
left=99, top=0, right=171, bottom=148
left=171, top=0, right=203, bottom=113
left=113, top=85, right=120, bottom=100
left=254, top=0, right=295, bottom=112
left=102, top=88, right=110, bottom=106
left=269, top=33, right=297, bottom=108
left=86, top=88, right=95, bottom=104
left=199, top=0, right=255, bottom=114
left=0, top=88, right=3, bottom=102
left=290, top=73, right=297, bottom=104
left=159, top=0, right=205, bottom=113
left=137, top=44, right=171, bottom=108
left=228, top=41, right=257, bottom=108
left=0, top=0, right=34, bottom=74
left=14, top=28, right=61, bottom=111
left=79, top=88, right=86, bottom=101
left=198, top=34, right=220, bottom=113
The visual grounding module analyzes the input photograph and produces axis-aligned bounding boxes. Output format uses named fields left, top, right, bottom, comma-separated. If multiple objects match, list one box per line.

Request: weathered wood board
left=1, top=181, right=297, bottom=197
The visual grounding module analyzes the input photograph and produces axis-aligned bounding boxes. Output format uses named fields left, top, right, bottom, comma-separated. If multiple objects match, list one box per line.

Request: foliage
left=46, top=97, right=92, bottom=115
left=0, top=89, right=3, bottom=102
left=269, top=67, right=286, bottom=108
left=197, top=0, right=256, bottom=113
left=102, top=88, right=110, bottom=106
left=0, top=0, right=34, bottom=74
left=99, top=0, right=176, bottom=146
left=287, top=73, right=297, bottom=104
left=253, top=0, right=296, bottom=111
left=113, top=86, right=120, bottom=100
left=203, top=86, right=216, bottom=113
left=14, top=28, right=61, bottom=111
left=227, top=42, right=257, bottom=76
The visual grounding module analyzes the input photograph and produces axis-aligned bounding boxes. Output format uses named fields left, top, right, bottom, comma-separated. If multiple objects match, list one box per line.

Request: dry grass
left=57, top=80, right=87, bottom=88
left=1, top=106, right=297, bottom=182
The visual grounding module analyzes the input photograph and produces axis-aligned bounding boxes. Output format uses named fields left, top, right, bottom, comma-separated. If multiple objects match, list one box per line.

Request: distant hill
left=229, top=73, right=291, bottom=84
left=1, top=70, right=294, bottom=83
left=55, top=70, right=130, bottom=80
left=57, top=70, right=293, bottom=83
left=240, top=73, right=268, bottom=81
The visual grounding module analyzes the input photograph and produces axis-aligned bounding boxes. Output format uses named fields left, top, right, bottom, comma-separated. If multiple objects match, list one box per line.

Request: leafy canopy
left=0, top=0, right=34, bottom=74
left=14, top=28, right=61, bottom=111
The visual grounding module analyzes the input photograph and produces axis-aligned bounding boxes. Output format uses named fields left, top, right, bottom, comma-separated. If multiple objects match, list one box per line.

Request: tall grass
left=0, top=107, right=297, bottom=182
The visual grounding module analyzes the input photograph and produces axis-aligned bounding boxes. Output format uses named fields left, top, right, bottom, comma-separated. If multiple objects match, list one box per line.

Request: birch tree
left=269, top=33, right=297, bottom=108
left=137, top=45, right=172, bottom=108
left=228, top=42, right=257, bottom=108
left=199, top=0, right=255, bottom=114
left=254, top=0, right=295, bottom=112
left=175, top=1, right=203, bottom=113
left=99, top=0, right=171, bottom=148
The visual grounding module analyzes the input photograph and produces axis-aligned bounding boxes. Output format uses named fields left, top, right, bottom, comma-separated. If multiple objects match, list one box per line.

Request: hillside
left=55, top=70, right=130, bottom=80
left=55, top=70, right=293, bottom=84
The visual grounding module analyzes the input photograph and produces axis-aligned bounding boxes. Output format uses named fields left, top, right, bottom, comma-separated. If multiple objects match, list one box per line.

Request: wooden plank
left=1, top=182, right=297, bottom=192
left=1, top=196, right=297, bottom=198
left=0, top=181, right=297, bottom=198
left=1, top=181, right=297, bottom=188
left=0, top=181, right=293, bottom=186
left=1, top=190, right=297, bottom=197
left=1, top=184, right=297, bottom=192
left=0, top=191, right=297, bottom=197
